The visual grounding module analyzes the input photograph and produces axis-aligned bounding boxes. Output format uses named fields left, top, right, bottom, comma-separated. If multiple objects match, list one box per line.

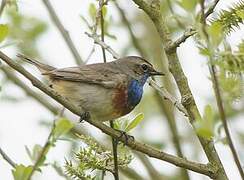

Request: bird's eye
left=141, top=64, right=148, bottom=72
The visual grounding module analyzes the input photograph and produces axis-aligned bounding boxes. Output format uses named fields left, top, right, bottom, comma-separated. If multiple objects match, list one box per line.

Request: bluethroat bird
left=17, top=54, right=164, bottom=122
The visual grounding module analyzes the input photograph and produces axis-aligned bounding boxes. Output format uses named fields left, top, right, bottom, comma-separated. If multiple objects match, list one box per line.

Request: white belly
left=52, top=80, right=120, bottom=121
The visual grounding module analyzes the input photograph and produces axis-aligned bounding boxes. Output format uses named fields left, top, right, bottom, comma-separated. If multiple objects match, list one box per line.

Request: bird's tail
left=17, top=54, right=55, bottom=73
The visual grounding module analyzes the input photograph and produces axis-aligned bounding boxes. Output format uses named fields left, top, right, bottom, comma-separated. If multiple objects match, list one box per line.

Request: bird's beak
left=150, top=69, right=165, bottom=76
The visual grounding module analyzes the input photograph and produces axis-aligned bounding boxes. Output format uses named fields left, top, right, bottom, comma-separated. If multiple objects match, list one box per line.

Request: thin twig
left=99, top=2, right=107, bottom=180
left=80, top=16, right=93, bottom=30
left=0, top=147, right=17, bottom=168
left=85, top=32, right=119, bottom=59
left=42, top=0, right=83, bottom=65
left=199, top=0, right=206, bottom=24
left=210, top=65, right=244, bottom=179
left=166, top=28, right=197, bottom=54
left=166, top=0, right=185, bottom=29
left=103, top=0, right=110, bottom=5
left=0, top=51, right=216, bottom=177
left=84, top=45, right=95, bottom=64
left=136, top=152, right=162, bottom=180
left=98, top=1, right=119, bottom=179
left=148, top=79, right=188, bottom=116
left=114, top=1, right=146, bottom=57
left=199, top=1, right=244, bottom=179
left=120, top=166, right=145, bottom=180
left=27, top=107, right=65, bottom=179
left=166, top=0, right=221, bottom=52
left=155, top=94, right=190, bottom=180
left=100, top=1, right=107, bottom=63
left=0, top=0, right=6, bottom=17
left=109, top=121, right=119, bottom=180
left=27, top=121, right=55, bottom=179
left=204, top=0, right=220, bottom=19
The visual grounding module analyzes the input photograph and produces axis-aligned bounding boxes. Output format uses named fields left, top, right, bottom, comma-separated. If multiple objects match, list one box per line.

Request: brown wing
left=43, top=63, right=126, bottom=89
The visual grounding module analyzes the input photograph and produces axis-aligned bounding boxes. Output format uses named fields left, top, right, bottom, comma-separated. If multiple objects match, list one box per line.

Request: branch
left=0, top=67, right=140, bottom=179
left=166, top=0, right=185, bottom=29
left=99, top=0, right=107, bottom=63
left=198, top=1, right=244, bottom=178
left=0, top=147, right=17, bottom=168
left=85, top=32, right=119, bottom=59
left=154, top=94, right=190, bottom=180
left=165, top=0, right=221, bottom=52
left=199, top=1, right=244, bottom=176
left=131, top=0, right=228, bottom=179
left=114, top=1, right=146, bottom=57
left=204, top=0, right=220, bottom=19
left=0, top=51, right=215, bottom=177
left=148, top=79, right=188, bottom=116
left=42, top=0, right=83, bottom=65
left=1, top=66, right=59, bottom=114
left=136, top=152, right=162, bottom=180
left=27, top=123, right=55, bottom=179
left=99, top=1, right=110, bottom=179
left=1, top=62, right=144, bottom=180
left=120, top=166, right=145, bottom=180
left=132, top=0, right=219, bottom=54
left=211, top=65, right=244, bottom=179
left=165, top=28, right=196, bottom=54
left=0, top=0, right=6, bottom=17
left=1, top=61, right=142, bottom=180
left=28, top=108, right=65, bottom=179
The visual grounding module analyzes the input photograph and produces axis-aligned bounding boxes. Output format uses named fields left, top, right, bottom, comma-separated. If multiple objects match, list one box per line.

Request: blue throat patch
left=127, top=74, right=149, bottom=108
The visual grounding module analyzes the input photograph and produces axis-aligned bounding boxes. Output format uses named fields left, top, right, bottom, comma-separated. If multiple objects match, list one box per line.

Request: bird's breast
left=112, top=79, right=143, bottom=116
left=127, top=79, right=143, bottom=108
left=112, top=84, right=129, bottom=116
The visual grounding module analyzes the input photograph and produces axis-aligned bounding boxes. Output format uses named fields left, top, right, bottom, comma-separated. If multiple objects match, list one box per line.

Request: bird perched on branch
left=17, top=54, right=164, bottom=122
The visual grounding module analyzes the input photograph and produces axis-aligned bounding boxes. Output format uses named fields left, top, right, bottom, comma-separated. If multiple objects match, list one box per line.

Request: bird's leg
left=116, top=129, right=135, bottom=145
left=79, top=111, right=91, bottom=123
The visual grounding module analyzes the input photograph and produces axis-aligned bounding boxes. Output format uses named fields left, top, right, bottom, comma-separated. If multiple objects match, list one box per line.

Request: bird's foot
left=116, top=130, right=134, bottom=145
left=79, top=111, right=90, bottom=123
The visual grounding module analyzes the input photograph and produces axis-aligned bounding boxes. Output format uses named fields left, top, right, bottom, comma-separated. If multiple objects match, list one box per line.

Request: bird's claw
left=116, top=130, right=134, bottom=145
left=79, top=111, right=90, bottom=123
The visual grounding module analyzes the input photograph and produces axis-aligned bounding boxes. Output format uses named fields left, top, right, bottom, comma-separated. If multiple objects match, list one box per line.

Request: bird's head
left=115, top=56, right=164, bottom=84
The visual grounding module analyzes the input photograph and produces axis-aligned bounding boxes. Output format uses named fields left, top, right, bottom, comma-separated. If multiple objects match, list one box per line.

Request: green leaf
left=12, top=164, right=33, bottom=180
left=203, top=105, right=214, bottom=123
left=113, top=118, right=129, bottom=131
left=198, top=47, right=211, bottom=57
left=177, top=0, right=197, bottom=12
left=196, top=125, right=213, bottom=139
left=6, top=9, right=47, bottom=56
left=113, top=119, right=121, bottom=130
left=236, top=9, right=244, bottom=19
left=208, top=22, right=223, bottom=47
left=89, top=3, right=97, bottom=20
left=53, top=118, right=73, bottom=139
left=125, top=113, right=144, bottom=132
left=195, top=105, right=214, bottom=139
left=6, top=0, right=18, bottom=10
left=25, top=144, right=46, bottom=168
left=27, top=144, right=43, bottom=162
left=0, top=24, right=9, bottom=42
left=102, top=6, right=107, bottom=17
